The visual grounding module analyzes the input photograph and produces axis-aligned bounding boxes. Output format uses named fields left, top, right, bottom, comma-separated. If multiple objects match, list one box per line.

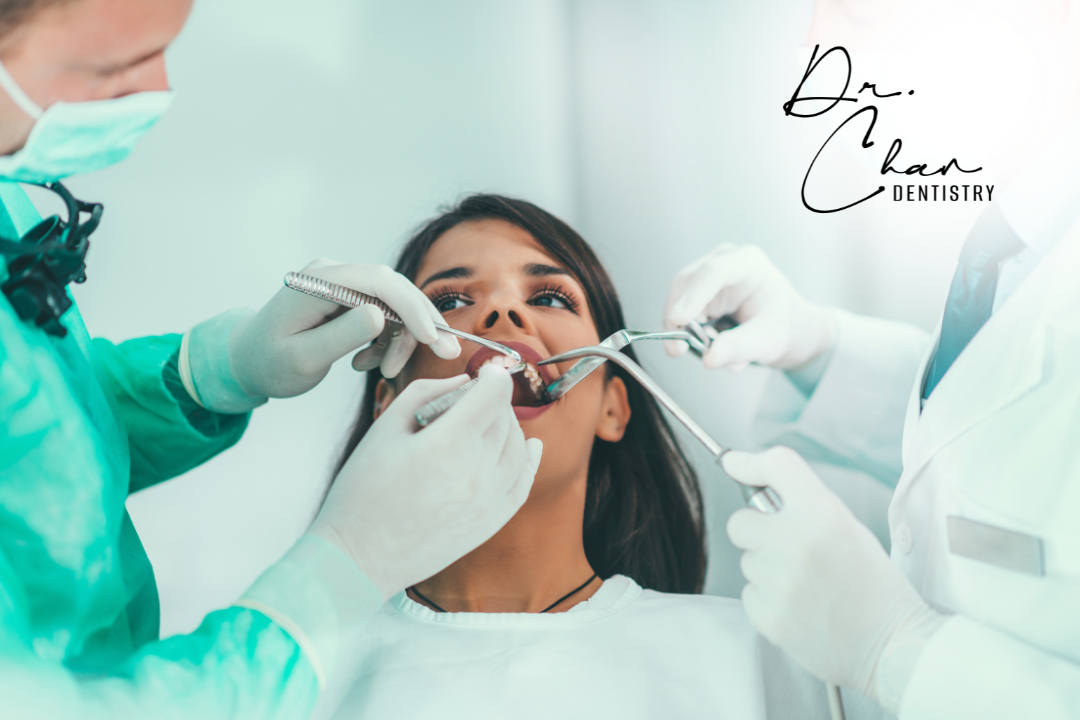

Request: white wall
left=52, top=0, right=982, bottom=635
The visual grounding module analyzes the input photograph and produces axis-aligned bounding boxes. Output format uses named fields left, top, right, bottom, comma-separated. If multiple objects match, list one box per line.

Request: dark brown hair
left=335, top=194, right=707, bottom=593
left=0, top=0, right=70, bottom=45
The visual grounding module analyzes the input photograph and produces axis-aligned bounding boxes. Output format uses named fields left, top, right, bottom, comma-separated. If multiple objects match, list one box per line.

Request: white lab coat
left=754, top=220, right=1080, bottom=718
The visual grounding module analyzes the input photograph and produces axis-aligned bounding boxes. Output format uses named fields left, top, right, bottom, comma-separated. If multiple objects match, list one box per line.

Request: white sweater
left=330, top=574, right=765, bottom=719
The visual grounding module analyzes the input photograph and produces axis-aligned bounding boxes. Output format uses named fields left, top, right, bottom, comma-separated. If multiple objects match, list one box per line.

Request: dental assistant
left=0, top=1, right=542, bottom=719
left=663, top=126, right=1080, bottom=718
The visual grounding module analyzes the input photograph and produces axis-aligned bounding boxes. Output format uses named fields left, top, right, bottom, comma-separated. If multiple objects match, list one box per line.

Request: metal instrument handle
left=283, top=272, right=522, bottom=362
left=539, top=345, right=783, bottom=513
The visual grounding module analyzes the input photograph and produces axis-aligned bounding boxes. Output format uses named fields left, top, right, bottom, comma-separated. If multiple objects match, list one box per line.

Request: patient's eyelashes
left=426, top=282, right=581, bottom=315
left=530, top=284, right=580, bottom=314
left=429, top=287, right=471, bottom=313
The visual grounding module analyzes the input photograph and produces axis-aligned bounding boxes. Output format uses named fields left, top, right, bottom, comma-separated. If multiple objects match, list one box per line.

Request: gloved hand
left=183, top=259, right=460, bottom=413
left=309, top=363, right=544, bottom=598
left=663, top=245, right=837, bottom=371
left=723, top=447, right=945, bottom=711
left=237, top=364, right=542, bottom=697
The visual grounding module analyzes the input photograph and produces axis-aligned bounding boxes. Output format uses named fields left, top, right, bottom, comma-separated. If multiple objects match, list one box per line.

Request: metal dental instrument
left=283, top=272, right=522, bottom=362
left=414, top=359, right=527, bottom=427
left=538, top=344, right=782, bottom=513
left=544, top=315, right=736, bottom=404
left=413, top=315, right=738, bottom=429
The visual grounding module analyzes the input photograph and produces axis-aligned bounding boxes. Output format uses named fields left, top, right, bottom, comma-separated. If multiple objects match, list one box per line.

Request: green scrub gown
left=0, top=181, right=318, bottom=718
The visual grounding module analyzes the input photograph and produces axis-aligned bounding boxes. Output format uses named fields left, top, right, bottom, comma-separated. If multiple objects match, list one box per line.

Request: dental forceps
left=538, top=344, right=782, bottom=514
left=283, top=272, right=523, bottom=362
left=543, top=316, right=735, bottom=403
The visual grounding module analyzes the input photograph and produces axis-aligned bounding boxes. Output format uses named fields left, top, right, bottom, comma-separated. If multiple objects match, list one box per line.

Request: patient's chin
left=514, top=404, right=553, bottom=421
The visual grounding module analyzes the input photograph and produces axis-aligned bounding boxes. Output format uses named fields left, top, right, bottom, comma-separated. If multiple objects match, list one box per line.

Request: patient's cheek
left=401, top=343, right=460, bottom=383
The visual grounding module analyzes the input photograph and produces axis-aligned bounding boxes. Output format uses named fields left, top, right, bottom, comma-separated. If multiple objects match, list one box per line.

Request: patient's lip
left=513, top=404, right=551, bottom=421
left=463, top=340, right=557, bottom=421
left=464, top=341, right=556, bottom=386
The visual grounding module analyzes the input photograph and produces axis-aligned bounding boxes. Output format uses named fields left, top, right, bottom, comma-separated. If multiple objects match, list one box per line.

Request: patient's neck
left=410, top=472, right=599, bottom=613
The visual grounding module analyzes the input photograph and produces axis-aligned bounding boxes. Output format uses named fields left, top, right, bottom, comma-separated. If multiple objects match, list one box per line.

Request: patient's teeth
left=480, top=355, right=518, bottom=370
left=476, top=353, right=546, bottom=401
left=523, top=364, right=544, bottom=398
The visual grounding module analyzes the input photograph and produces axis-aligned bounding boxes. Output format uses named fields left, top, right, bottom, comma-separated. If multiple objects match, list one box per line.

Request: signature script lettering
left=785, top=45, right=982, bottom=213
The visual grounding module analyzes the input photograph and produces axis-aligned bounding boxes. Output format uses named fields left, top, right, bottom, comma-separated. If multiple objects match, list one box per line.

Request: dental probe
left=538, top=345, right=781, bottom=513
left=283, top=272, right=523, bottom=362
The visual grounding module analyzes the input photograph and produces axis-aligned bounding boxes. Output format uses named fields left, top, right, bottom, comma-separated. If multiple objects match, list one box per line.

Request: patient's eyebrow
left=419, top=266, right=472, bottom=289
left=524, top=263, right=572, bottom=278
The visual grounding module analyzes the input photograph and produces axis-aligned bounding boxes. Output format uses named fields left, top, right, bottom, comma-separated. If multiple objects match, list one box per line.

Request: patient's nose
left=483, top=310, right=525, bottom=329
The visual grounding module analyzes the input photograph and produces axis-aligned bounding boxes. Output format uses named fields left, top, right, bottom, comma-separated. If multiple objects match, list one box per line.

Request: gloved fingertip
left=417, top=317, right=440, bottom=345
left=526, top=437, right=544, bottom=470
left=361, top=305, right=386, bottom=336
left=351, top=350, right=381, bottom=372
left=668, top=301, right=689, bottom=326
left=703, top=347, right=727, bottom=369
left=663, top=339, right=688, bottom=358
left=430, top=333, right=461, bottom=359
left=381, top=350, right=408, bottom=378
left=477, top=362, right=511, bottom=383
left=720, top=450, right=753, bottom=480
left=730, top=361, right=750, bottom=373
left=477, top=362, right=513, bottom=401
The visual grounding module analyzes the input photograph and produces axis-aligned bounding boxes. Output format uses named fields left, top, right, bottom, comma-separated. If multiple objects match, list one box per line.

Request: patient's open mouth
left=464, top=342, right=556, bottom=410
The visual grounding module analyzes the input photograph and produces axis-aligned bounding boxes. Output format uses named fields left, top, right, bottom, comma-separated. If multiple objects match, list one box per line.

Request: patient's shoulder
left=634, top=587, right=745, bottom=614
left=626, top=587, right=753, bottom=638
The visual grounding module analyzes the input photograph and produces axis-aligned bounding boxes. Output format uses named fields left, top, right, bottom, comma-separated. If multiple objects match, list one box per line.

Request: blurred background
left=42, top=0, right=1021, bottom=636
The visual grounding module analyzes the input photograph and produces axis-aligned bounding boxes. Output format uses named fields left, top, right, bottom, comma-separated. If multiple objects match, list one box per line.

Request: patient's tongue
left=510, top=372, right=541, bottom=407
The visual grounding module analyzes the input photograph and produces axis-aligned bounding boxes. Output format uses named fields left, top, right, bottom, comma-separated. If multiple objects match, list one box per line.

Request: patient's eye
left=429, top=288, right=471, bottom=313
left=529, top=284, right=580, bottom=313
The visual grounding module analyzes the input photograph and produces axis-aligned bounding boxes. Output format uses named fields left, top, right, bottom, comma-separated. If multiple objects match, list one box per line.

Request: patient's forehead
left=417, top=219, right=560, bottom=279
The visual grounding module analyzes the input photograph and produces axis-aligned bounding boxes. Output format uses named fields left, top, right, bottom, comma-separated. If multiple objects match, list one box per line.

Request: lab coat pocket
left=947, top=329, right=1080, bottom=529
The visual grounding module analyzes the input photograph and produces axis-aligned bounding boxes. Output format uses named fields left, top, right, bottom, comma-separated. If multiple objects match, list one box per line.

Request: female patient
left=330, top=195, right=764, bottom=719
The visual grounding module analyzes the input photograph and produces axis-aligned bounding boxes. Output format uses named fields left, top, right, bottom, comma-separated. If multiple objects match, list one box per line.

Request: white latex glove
left=227, top=258, right=459, bottom=399
left=309, top=363, right=543, bottom=599
left=723, top=447, right=945, bottom=711
left=663, top=245, right=837, bottom=371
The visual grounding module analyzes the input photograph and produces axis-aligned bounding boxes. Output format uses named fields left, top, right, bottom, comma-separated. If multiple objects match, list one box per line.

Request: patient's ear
left=373, top=378, right=398, bottom=420
left=595, top=376, right=631, bottom=442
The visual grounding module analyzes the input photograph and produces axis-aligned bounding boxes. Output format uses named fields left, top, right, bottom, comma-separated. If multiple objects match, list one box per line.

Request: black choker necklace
left=409, top=572, right=599, bottom=614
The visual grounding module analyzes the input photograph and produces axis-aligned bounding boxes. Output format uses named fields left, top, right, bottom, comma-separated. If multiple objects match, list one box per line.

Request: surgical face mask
left=0, top=59, right=173, bottom=184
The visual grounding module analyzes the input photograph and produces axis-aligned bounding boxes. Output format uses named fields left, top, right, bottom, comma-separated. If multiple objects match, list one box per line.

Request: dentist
left=662, top=2, right=1080, bottom=716
left=663, top=121, right=1080, bottom=720
left=0, top=1, right=541, bottom=718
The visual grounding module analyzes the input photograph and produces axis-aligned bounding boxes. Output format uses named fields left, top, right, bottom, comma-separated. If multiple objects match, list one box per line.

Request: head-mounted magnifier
left=0, top=182, right=102, bottom=337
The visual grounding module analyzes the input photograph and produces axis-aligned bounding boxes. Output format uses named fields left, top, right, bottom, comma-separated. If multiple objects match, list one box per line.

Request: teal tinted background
left=39, top=0, right=987, bottom=637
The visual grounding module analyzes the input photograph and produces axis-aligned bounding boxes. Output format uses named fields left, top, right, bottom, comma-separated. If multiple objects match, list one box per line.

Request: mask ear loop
left=0, top=59, right=44, bottom=119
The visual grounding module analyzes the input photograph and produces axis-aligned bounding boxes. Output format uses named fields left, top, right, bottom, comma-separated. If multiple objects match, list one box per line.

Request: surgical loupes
left=538, top=344, right=782, bottom=513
